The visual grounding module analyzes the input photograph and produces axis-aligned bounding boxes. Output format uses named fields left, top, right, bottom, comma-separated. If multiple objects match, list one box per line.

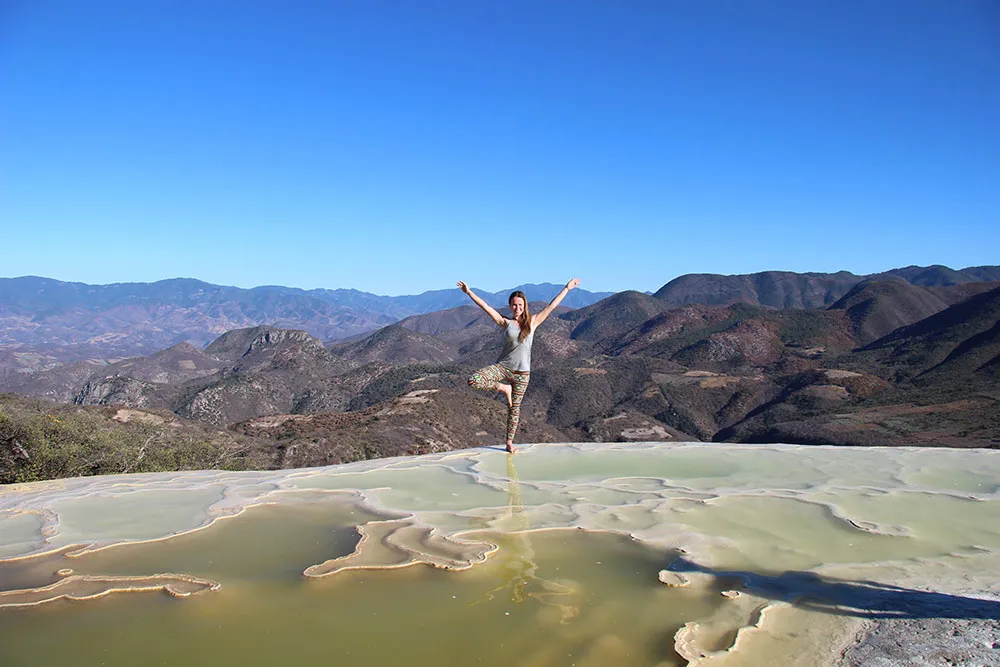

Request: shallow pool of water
left=1, top=443, right=997, bottom=667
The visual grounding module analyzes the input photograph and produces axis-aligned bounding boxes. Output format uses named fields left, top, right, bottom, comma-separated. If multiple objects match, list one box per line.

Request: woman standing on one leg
left=457, top=278, right=581, bottom=454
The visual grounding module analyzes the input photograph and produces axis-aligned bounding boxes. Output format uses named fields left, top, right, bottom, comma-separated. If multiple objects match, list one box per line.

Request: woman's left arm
left=532, top=278, right=581, bottom=328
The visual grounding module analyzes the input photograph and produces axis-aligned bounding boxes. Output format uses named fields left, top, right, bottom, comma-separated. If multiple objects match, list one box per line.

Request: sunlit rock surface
left=1, top=442, right=999, bottom=666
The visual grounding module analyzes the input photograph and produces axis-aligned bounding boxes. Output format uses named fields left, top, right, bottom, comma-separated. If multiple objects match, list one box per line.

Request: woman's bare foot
left=499, top=383, right=513, bottom=407
left=506, top=442, right=516, bottom=454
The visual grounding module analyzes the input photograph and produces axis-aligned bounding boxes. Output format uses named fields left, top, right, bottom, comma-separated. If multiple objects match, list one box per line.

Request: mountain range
left=2, top=264, right=998, bottom=481
left=0, top=276, right=615, bottom=360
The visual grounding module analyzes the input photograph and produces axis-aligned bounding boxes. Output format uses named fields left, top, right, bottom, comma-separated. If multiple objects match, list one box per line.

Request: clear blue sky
left=2, top=1, right=997, bottom=295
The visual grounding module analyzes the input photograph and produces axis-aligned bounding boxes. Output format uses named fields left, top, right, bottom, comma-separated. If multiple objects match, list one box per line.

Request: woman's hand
left=534, top=278, right=581, bottom=328
left=458, top=281, right=505, bottom=325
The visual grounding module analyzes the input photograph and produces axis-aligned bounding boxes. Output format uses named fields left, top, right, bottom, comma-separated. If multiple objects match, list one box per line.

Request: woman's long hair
left=509, top=291, right=531, bottom=342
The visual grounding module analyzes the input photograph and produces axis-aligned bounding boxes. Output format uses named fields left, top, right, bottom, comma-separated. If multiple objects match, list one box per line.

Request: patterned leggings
left=468, top=364, right=530, bottom=443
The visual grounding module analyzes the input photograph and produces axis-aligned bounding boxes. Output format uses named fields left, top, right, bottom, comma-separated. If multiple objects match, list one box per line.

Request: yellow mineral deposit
left=0, top=443, right=998, bottom=667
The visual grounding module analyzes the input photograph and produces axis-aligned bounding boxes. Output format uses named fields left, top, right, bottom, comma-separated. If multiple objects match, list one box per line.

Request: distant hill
left=712, top=285, right=1000, bottom=447
left=850, top=284, right=1000, bottom=386
left=563, top=291, right=672, bottom=342
left=654, top=270, right=861, bottom=309
left=327, top=325, right=457, bottom=367
left=875, top=264, right=1000, bottom=286
left=829, top=279, right=950, bottom=346
left=653, top=265, right=1000, bottom=310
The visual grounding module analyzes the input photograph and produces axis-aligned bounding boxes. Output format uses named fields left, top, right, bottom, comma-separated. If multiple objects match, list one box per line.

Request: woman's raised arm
left=457, top=281, right=506, bottom=326
left=532, top=278, right=580, bottom=328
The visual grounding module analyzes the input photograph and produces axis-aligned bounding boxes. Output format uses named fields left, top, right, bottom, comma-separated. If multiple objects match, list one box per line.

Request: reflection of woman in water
left=457, top=278, right=581, bottom=453
left=477, top=455, right=579, bottom=621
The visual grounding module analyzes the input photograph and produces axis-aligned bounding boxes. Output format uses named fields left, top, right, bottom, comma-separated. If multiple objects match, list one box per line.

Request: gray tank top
left=497, top=320, right=534, bottom=372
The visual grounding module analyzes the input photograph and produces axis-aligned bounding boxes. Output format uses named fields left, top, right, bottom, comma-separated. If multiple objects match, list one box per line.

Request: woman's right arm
left=457, top=281, right=506, bottom=326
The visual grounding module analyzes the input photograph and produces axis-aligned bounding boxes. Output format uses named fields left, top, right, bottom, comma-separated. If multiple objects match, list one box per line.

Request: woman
left=457, top=278, right=581, bottom=453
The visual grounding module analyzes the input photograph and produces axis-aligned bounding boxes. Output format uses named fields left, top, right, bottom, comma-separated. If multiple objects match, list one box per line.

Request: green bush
left=0, top=397, right=271, bottom=484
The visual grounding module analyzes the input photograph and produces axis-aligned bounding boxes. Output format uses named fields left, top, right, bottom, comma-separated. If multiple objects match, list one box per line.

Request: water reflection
left=476, top=455, right=579, bottom=622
